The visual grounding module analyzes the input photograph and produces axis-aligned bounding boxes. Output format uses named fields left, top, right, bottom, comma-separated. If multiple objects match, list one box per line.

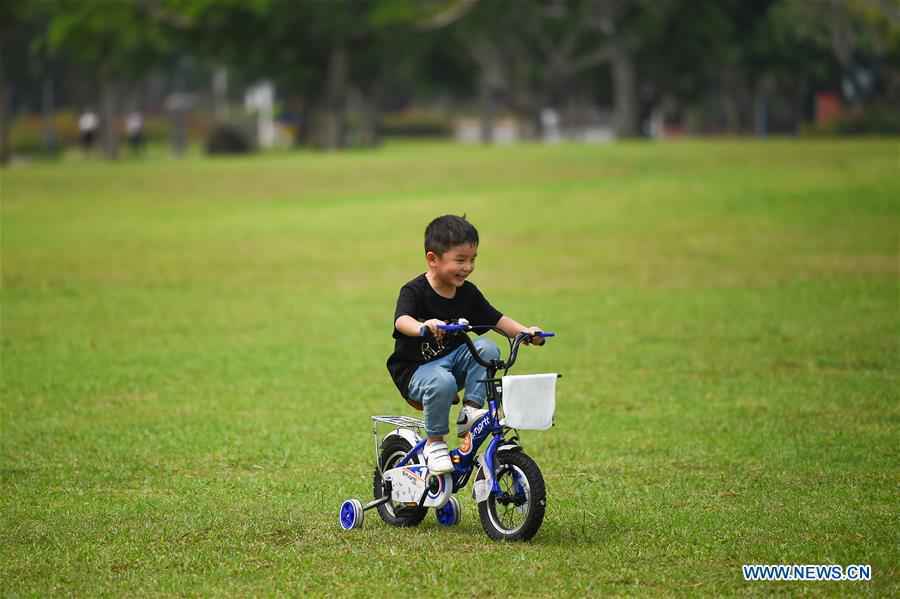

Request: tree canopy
left=3, top=0, right=898, bottom=160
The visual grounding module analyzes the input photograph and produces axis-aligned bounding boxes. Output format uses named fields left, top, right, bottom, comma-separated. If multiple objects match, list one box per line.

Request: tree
left=174, top=0, right=435, bottom=149
left=44, top=0, right=175, bottom=158
left=0, top=1, right=52, bottom=164
left=772, top=0, right=900, bottom=104
left=427, top=0, right=668, bottom=140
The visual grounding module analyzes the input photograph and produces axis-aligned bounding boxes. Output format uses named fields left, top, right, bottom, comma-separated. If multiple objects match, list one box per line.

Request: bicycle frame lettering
left=395, top=381, right=507, bottom=495
left=393, top=327, right=555, bottom=498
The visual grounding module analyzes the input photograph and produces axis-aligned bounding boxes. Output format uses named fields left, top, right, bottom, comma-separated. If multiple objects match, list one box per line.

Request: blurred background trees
left=2, top=0, right=898, bottom=163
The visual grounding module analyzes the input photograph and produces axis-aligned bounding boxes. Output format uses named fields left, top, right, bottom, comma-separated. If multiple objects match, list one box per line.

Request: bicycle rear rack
left=371, top=415, right=424, bottom=429
left=371, top=416, right=425, bottom=477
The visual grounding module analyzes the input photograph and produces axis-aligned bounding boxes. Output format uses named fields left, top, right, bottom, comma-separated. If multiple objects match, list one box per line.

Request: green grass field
left=2, top=140, right=898, bottom=596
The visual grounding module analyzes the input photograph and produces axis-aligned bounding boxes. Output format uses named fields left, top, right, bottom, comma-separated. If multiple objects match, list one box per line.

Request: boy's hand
left=422, top=319, right=447, bottom=342
left=523, top=326, right=545, bottom=346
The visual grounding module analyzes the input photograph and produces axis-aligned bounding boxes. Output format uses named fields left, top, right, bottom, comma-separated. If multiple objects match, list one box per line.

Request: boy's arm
left=393, top=285, right=448, bottom=341
left=395, top=315, right=448, bottom=341
left=495, top=316, right=545, bottom=346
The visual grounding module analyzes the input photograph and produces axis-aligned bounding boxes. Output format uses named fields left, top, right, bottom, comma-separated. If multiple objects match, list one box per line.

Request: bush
left=833, top=106, right=900, bottom=135
left=380, top=110, right=452, bottom=138
left=8, top=112, right=196, bottom=157
left=205, top=124, right=253, bottom=155
left=802, top=104, right=900, bottom=136
left=8, top=112, right=77, bottom=157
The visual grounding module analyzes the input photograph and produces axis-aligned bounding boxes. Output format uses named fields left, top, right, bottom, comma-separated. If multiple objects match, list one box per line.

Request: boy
left=386, top=215, right=545, bottom=474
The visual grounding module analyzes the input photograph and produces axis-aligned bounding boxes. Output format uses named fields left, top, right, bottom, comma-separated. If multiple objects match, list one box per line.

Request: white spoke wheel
left=478, top=451, right=546, bottom=541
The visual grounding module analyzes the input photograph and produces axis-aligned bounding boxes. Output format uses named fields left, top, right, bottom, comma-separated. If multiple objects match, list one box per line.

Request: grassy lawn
left=1, top=139, right=898, bottom=596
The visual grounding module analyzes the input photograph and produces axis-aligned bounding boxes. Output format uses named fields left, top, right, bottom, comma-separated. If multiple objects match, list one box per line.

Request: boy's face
left=427, top=243, right=477, bottom=288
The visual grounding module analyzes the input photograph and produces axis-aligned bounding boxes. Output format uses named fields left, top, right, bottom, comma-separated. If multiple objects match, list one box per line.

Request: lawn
left=1, top=139, right=898, bottom=596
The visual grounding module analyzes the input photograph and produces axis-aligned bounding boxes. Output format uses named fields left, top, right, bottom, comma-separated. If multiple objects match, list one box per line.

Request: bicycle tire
left=477, top=450, right=546, bottom=541
left=373, top=436, right=428, bottom=527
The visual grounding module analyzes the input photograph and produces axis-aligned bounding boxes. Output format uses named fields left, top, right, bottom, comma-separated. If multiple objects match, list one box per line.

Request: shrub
left=802, top=104, right=900, bottom=136
left=380, top=110, right=452, bottom=138
left=205, top=124, right=254, bottom=155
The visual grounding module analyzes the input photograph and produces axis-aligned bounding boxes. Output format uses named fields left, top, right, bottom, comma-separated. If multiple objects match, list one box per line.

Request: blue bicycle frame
left=394, top=327, right=555, bottom=496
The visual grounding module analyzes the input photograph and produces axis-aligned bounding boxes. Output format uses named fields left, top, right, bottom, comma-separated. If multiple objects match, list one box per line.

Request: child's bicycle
left=339, top=320, right=559, bottom=541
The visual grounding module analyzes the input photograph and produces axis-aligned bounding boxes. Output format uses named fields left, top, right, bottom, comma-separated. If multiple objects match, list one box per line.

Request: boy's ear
left=425, top=250, right=440, bottom=264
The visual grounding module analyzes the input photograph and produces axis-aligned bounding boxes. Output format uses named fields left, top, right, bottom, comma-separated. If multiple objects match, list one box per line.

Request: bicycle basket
left=499, top=373, right=558, bottom=430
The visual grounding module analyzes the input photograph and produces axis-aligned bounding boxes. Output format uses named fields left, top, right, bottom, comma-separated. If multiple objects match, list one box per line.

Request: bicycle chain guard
left=383, top=465, right=453, bottom=509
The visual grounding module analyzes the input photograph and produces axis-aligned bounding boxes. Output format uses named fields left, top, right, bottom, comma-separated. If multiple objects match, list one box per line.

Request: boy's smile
left=426, top=243, right=477, bottom=295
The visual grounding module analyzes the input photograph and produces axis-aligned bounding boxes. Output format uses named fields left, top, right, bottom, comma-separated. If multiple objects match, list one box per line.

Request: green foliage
left=8, top=112, right=194, bottom=156
left=369, top=0, right=426, bottom=27
left=380, top=109, right=453, bottom=137
left=45, top=0, right=174, bottom=78
left=774, top=0, right=900, bottom=59
left=2, top=140, right=898, bottom=595
left=0, top=0, right=53, bottom=90
left=802, top=103, right=900, bottom=135
left=205, top=123, right=254, bottom=154
left=636, top=0, right=742, bottom=101
left=169, top=0, right=425, bottom=97
left=6, top=111, right=73, bottom=156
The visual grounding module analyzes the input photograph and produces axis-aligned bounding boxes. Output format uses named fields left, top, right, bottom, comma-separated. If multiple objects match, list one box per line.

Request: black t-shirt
left=386, top=274, right=503, bottom=398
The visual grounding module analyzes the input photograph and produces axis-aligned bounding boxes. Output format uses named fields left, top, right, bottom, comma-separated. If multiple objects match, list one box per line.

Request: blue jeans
left=408, top=338, right=501, bottom=437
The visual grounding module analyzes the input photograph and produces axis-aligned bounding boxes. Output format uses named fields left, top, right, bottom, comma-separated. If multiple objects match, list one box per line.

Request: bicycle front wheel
left=478, top=450, right=546, bottom=541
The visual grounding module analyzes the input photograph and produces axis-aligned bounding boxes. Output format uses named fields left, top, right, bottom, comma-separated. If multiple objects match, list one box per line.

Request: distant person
left=78, top=110, right=98, bottom=153
left=126, top=111, right=145, bottom=154
left=540, top=108, right=561, bottom=143
left=386, top=215, right=546, bottom=473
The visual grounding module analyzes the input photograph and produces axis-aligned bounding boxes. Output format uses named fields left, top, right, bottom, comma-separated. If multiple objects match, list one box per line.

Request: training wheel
left=435, top=496, right=462, bottom=526
left=339, top=498, right=364, bottom=530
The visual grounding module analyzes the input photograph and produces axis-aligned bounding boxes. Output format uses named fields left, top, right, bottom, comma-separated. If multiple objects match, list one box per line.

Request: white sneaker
left=457, top=405, right=488, bottom=437
left=423, top=441, right=453, bottom=473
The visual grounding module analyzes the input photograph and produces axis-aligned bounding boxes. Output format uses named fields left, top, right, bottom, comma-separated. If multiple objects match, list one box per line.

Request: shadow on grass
left=531, top=507, right=632, bottom=547
left=367, top=505, right=632, bottom=548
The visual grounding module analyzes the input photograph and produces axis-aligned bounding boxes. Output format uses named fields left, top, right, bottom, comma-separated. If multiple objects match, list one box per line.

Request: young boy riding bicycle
left=386, top=215, right=545, bottom=474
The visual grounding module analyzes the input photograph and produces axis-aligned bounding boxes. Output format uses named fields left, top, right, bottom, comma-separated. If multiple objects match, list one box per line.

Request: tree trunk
left=466, top=36, right=504, bottom=145
left=42, top=77, right=58, bottom=153
left=793, top=77, right=810, bottom=133
left=212, top=66, right=228, bottom=121
left=506, top=48, right=540, bottom=140
left=722, top=94, right=740, bottom=134
left=100, top=78, right=119, bottom=159
left=720, top=66, right=743, bottom=134
left=610, top=44, right=637, bottom=138
left=357, top=82, right=382, bottom=148
left=753, top=91, right=768, bottom=137
left=321, top=45, right=348, bottom=150
left=531, top=108, right=544, bottom=141
left=479, top=73, right=496, bottom=144
left=294, top=100, right=310, bottom=146
left=830, top=0, right=854, bottom=70
left=171, top=107, right=187, bottom=156
left=0, top=64, right=11, bottom=165
left=753, top=74, right=775, bottom=137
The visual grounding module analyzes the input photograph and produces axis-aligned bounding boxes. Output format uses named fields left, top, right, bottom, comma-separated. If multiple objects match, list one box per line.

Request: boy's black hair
left=424, top=214, right=479, bottom=255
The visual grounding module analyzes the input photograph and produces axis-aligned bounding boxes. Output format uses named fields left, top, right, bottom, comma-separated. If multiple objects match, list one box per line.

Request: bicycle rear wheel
left=373, top=436, right=428, bottom=527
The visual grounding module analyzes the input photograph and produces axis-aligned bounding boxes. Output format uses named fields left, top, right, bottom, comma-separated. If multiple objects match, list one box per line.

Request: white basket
left=499, top=373, right=558, bottom=430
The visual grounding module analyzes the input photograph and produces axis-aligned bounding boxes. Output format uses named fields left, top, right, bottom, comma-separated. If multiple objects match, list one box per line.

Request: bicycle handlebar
left=437, top=324, right=555, bottom=337
left=437, top=323, right=469, bottom=333
left=438, top=324, right=556, bottom=337
left=433, top=323, right=555, bottom=371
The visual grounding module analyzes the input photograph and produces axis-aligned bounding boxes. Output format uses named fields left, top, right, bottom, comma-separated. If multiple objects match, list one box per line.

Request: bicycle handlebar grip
left=535, top=332, right=555, bottom=337
left=438, top=324, right=468, bottom=332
